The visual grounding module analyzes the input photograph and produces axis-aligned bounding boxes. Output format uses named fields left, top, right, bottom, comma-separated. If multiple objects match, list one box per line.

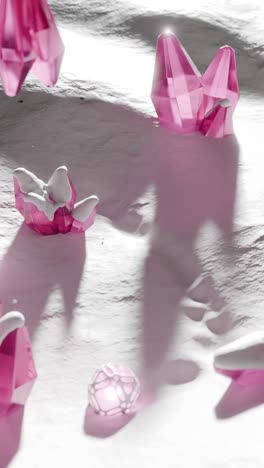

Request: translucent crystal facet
left=200, top=99, right=234, bottom=138
left=88, top=364, right=140, bottom=416
left=202, top=46, right=239, bottom=116
left=0, top=0, right=64, bottom=96
left=151, top=33, right=239, bottom=138
left=151, top=32, right=203, bottom=134
left=30, top=0, right=65, bottom=87
left=0, top=326, right=37, bottom=412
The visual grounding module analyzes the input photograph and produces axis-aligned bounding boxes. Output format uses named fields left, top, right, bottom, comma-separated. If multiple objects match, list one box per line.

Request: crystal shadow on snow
left=0, top=224, right=86, bottom=337
left=140, top=126, right=239, bottom=396
left=0, top=91, right=241, bottom=439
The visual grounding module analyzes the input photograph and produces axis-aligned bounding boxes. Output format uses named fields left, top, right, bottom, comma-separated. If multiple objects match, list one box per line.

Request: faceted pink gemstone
left=14, top=176, right=97, bottom=236
left=200, top=100, right=234, bottom=138
left=0, top=0, right=64, bottom=96
left=151, top=33, right=240, bottom=138
left=0, top=0, right=35, bottom=96
left=202, top=45, right=239, bottom=116
left=0, top=326, right=37, bottom=412
left=54, top=207, right=73, bottom=234
left=30, top=0, right=64, bottom=87
left=151, top=32, right=204, bottom=134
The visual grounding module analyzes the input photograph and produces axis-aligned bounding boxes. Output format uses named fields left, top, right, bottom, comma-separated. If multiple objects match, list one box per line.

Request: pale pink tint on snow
left=0, top=0, right=64, bottom=96
left=151, top=33, right=239, bottom=138
left=0, top=327, right=37, bottom=413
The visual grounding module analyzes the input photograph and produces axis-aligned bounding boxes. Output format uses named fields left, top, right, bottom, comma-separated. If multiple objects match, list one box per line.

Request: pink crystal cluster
left=0, top=0, right=64, bottom=96
left=88, top=364, right=140, bottom=416
left=14, top=167, right=98, bottom=236
left=151, top=32, right=239, bottom=138
left=0, top=308, right=37, bottom=414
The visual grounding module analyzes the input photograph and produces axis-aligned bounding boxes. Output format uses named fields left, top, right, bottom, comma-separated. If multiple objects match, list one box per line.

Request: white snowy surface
left=0, top=1, right=264, bottom=467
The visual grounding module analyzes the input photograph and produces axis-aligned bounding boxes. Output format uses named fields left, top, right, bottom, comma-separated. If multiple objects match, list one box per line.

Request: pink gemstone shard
left=0, top=0, right=35, bottom=96
left=0, top=319, right=37, bottom=413
left=151, top=31, right=203, bottom=134
left=13, top=166, right=99, bottom=236
left=151, top=33, right=239, bottom=138
left=0, top=0, right=64, bottom=97
left=202, top=45, right=239, bottom=116
left=88, top=364, right=140, bottom=416
left=200, top=98, right=234, bottom=138
left=30, top=0, right=65, bottom=87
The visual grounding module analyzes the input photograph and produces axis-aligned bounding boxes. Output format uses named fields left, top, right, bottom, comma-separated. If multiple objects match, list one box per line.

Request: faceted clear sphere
left=88, top=364, right=140, bottom=416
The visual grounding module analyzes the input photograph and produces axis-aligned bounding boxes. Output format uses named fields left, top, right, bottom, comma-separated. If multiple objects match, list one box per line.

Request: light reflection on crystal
left=151, top=32, right=240, bottom=138
left=0, top=0, right=64, bottom=96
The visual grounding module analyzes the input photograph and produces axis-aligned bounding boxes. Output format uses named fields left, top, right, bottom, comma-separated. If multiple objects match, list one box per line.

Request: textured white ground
left=0, top=1, right=264, bottom=467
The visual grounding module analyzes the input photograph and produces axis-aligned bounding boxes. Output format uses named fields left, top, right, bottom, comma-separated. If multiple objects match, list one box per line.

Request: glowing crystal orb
left=88, top=364, right=140, bottom=416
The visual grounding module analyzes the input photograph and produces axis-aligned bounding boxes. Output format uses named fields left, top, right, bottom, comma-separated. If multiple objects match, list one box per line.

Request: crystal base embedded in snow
left=151, top=32, right=239, bottom=138
left=88, top=364, right=140, bottom=416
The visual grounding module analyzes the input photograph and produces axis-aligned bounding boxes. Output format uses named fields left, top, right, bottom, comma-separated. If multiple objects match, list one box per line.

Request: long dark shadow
left=140, top=128, right=239, bottom=397
left=0, top=224, right=86, bottom=337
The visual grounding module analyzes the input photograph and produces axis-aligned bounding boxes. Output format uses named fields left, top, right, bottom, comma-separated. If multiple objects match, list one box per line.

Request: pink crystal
left=151, top=32, right=203, bottom=134
left=30, top=0, right=65, bottom=87
left=14, top=175, right=97, bottom=236
left=0, top=326, right=37, bottom=413
left=200, top=99, right=234, bottom=138
left=202, top=46, right=239, bottom=116
left=70, top=209, right=97, bottom=234
left=0, top=0, right=64, bottom=96
left=151, top=33, right=239, bottom=138
left=88, top=364, right=140, bottom=416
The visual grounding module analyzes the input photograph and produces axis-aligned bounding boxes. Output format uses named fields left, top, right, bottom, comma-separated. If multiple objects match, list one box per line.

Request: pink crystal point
left=0, top=0, right=35, bottom=96
left=0, top=326, right=37, bottom=411
left=151, top=31, right=203, bottom=133
left=0, top=0, right=64, bottom=96
left=30, top=0, right=64, bottom=86
left=200, top=99, right=234, bottom=138
left=202, top=46, right=239, bottom=116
